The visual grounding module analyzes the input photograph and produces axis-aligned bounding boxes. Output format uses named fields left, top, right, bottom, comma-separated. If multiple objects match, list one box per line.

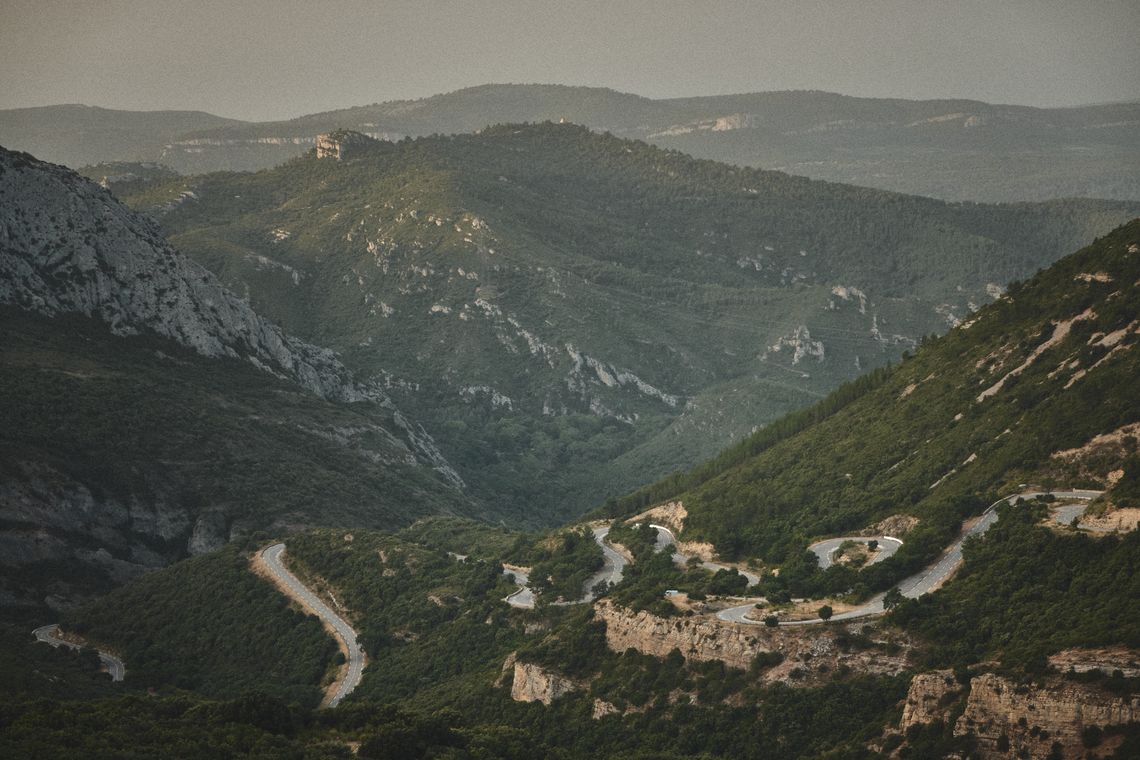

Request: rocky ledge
left=897, top=659, right=1140, bottom=759
left=594, top=599, right=912, bottom=684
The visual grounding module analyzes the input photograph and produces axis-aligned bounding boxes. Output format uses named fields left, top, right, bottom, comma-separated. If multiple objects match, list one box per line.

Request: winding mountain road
left=584, top=526, right=628, bottom=600
left=503, top=525, right=628, bottom=608
left=650, top=524, right=761, bottom=585
left=809, top=535, right=902, bottom=570
left=31, top=624, right=125, bottom=681
left=259, top=543, right=365, bottom=707
left=717, top=489, right=1101, bottom=626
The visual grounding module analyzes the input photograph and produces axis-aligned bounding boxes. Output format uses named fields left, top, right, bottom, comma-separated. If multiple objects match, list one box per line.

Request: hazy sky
left=3, top=0, right=1138, bottom=121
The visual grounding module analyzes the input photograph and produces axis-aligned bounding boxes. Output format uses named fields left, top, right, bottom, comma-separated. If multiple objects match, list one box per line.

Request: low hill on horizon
left=3, top=84, right=1137, bottom=201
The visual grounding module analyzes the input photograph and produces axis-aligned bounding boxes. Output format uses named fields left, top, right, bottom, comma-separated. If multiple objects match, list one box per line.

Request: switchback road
left=718, top=489, right=1101, bottom=626
left=503, top=525, right=628, bottom=608
left=650, top=524, right=761, bottom=586
left=808, top=535, right=901, bottom=570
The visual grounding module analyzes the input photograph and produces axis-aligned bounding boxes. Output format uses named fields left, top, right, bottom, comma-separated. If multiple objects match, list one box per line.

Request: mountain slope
left=9, top=84, right=1136, bottom=201
left=120, top=124, right=1140, bottom=523
left=604, top=220, right=1140, bottom=580
left=0, top=148, right=474, bottom=614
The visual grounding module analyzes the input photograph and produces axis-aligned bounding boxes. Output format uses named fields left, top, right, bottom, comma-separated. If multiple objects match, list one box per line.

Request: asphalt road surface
left=718, top=489, right=1101, bottom=626
left=808, top=535, right=902, bottom=570
left=260, top=543, right=365, bottom=707
left=650, top=524, right=761, bottom=586
left=503, top=567, right=535, bottom=609
left=583, top=526, right=628, bottom=600
left=503, top=525, right=628, bottom=608
left=32, top=624, right=125, bottom=682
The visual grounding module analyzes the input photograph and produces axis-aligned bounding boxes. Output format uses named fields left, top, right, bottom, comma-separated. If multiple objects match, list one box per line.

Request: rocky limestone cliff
left=509, top=661, right=580, bottom=705
left=0, top=147, right=463, bottom=488
left=959, top=673, right=1138, bottom=759
left=897, top=666, right=1140, bottom=759
left=0, top=458, right=192, bottom=610
left=316, top=130, right=378, bottom=161
left=0, top=147, right=362, bottom=402
left=0, top=147, right=471, bottom=610
left=594, top=599, right=911, bottom=683
left=898, top=669, right=962, bottom=729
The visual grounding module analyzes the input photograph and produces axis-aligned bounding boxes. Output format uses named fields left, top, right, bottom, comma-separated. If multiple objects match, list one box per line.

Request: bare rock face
left=0, top=147, right=363, bottom=402
left=957, top=673, right=1139, bottom=759
left=898, top=665, right=1140, bottom=759
left=0, top=146, right=464, bottom=488
left=898, top=669, right=960, bottom=730
left=1048, top=647, right=1140, bottom=678
left=509, top=661, right=580, bottom=705
left=187, top=510, right=229, bottom=555
left=592, top=698, right=620, bottom=719
left=0, top=459, right=188, bottom=610
left=0, top=147, right=467, bottom=610
left=597, top=599, right=767, bottom=670
left=594, top=599, right=911, bottom=683
left=315, top=130, right=378, bottom=161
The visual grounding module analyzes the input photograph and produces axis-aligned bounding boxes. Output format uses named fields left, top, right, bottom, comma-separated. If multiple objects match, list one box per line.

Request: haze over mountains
left=3, top=84, right=1139, bottom=201
left=2, top=42, right=1139, bottom=755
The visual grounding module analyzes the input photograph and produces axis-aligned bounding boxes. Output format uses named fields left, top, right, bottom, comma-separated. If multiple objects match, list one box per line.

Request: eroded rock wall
left=897, top=664, right=1140, bottom=759
left=594, top=599, right=912, bottom=683
left=509, top=661, right=580, bottom=705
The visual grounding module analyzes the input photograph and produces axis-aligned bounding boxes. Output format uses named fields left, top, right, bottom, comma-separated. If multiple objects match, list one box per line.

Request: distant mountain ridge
left=2, top=84, right=1137, bottom=201
left=0, top=105, right=241, bottom=170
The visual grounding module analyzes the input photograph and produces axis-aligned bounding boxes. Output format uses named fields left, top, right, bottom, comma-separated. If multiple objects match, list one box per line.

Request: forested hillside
left=70, top=547, right=336, bottom=708
left=605, top=220, right=1140, bottom=594
left=120, top=123, right=1139, bottom=523
left=0, top=311, right=471, bottom=615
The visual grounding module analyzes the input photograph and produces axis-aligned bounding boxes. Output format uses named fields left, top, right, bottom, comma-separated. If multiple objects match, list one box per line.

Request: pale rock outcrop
left=766, top=325, right=825, bottom=365
left=898, top=667, right=1140, bottom=759
left=315, top=130, right=378, bottom=161
left=592, top=699, right=621, bottom=719
left=595, top=599, right=912, bottom=683
left=509, top=661, right=580, bottom=704
left=1049, top=647, right=1140, bottom=678
left=898, top=670, right=960, bottom=728
left=957, top=673, right=1139, bottom=759
left=866, top=514, right=920, bottom=537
